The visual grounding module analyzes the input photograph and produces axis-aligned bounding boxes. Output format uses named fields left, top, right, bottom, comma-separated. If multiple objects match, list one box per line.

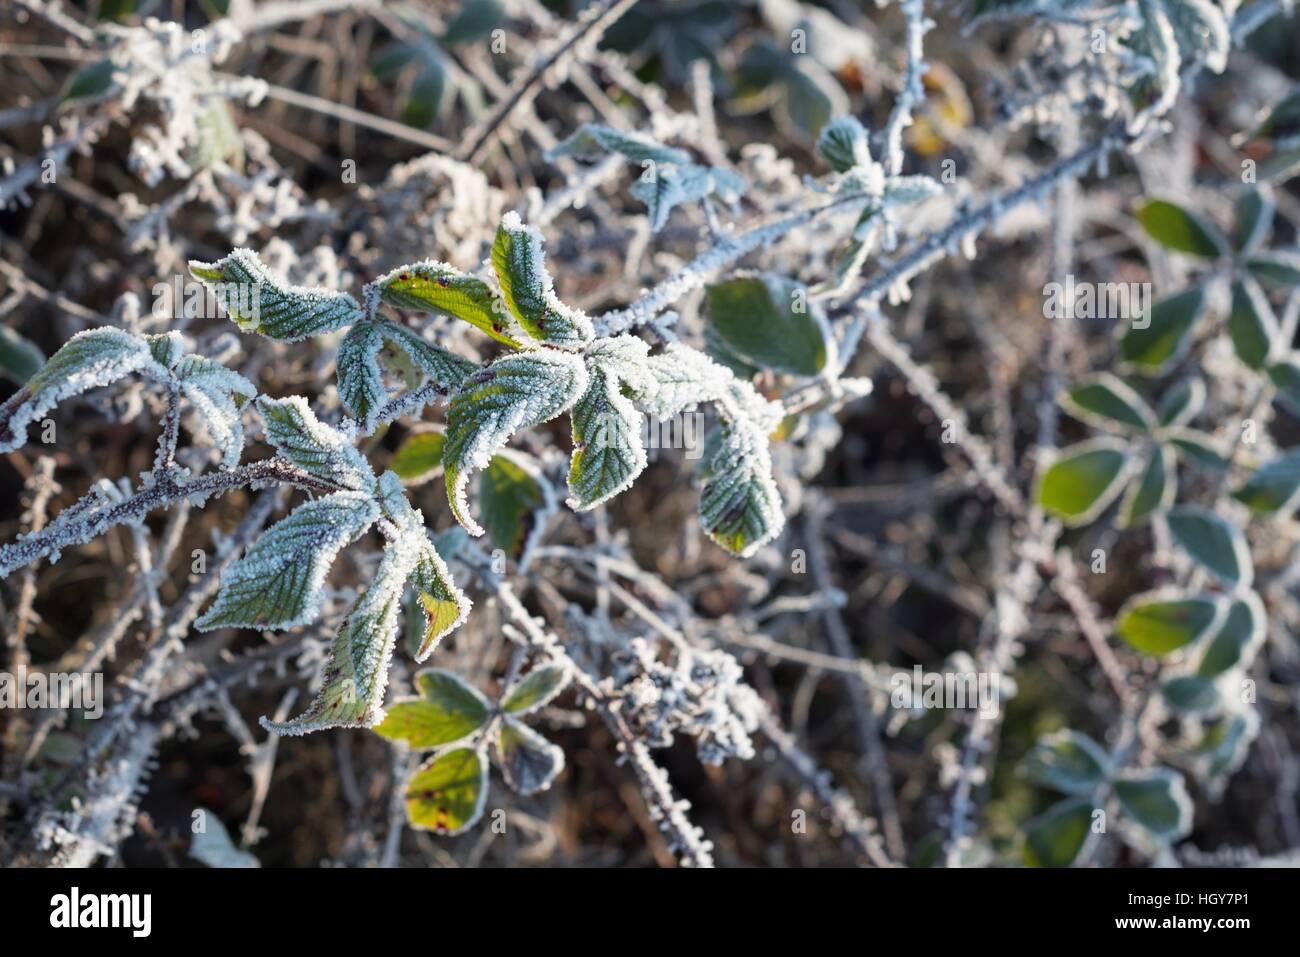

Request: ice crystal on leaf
left=442, top=350, right=589, bottom=536
left=196, top=490, right=380, bottom=632
left=189, top=247, right=363, bottom=341
left=630, top=164, right=747, bottom=233
left=172, top=355, right=256, bottom=467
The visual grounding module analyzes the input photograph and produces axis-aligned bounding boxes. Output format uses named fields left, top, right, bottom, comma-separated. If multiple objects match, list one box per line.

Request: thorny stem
left=459, top=0, right=640, bottom=164
left=0, top=458, right=340, bottom=579
left=461, top=545, right=717, bottom=868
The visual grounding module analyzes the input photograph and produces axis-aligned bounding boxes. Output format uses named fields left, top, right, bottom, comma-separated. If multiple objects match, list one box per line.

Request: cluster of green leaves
left=373, top=665, right=570, bottom=833
left=1021, top=731, right=1193, bottom=867
left=368, top=0, right=503, bottom=128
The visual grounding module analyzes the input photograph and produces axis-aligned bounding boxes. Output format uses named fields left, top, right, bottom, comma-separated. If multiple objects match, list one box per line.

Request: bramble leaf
left=496, top=718, right=565, bottom=795
left=479, top=452, right=549, bottom=559
left=391, top=429, right=447, bottom=484
left=629, top=163, right=746, bottom=232
left=816, top=116, right=871, bottom=173
left=375, top=261, right=522, bottom=347
left=1225, top=277, right=1278, bottom=370
left=1118, top=288, right=1205, bottom=374
left=1061, top=374, right=1154, bottom=433
left=1023, top=730, right=1108, bottom=797
left=1023, top=797, right=1095, bottom=868
left=189, top=248, right=362, bottom=341
left=1116, top=593, right=1220, bottom=656
left=568, top=337, right=651, bottom=510
left=174, top=354, right=257, bottom=468
left=257, top=396, right=373, bottom=491
left=501, top=663, right=570, bottom=715
left=404, top=747, right=488, bottom=835
left=1166, top=506, right=1252, bottom=587
left=1196, top=592, right=1264, bottom=679
left=442, top=350, right=587, bottom=536
left=196, top=490, right=380, bottom=632
left=0, top=327, right=44, bottom=385
left=698, top=412, right=785, bottom=557
left=1113, top=768, right=1193, bottom=843
left=546, top=122, right=691, bottom=165
left=409, top=536, right=472, bottom=661
left=336, top=322, right=386, bottom=431
left=491, top=213, right=594, bottom=348
left=373, top=668, right=491, bottom=748
left=705, top=276, right=831, bottom=377
left=1036, top=440, right=1131, bottom=526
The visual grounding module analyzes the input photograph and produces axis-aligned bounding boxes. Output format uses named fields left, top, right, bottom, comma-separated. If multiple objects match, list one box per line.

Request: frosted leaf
left=1162, top=0, right=1229, bottom=73
left=636, top=343, right=734, bottom=420
left=197, top=490, right=380, bottom=632
left=491, top=212, right=595, bottom=348
left=378, top=323, right=478, bottom=388
left=373, top=668, right=491, bottom=749
left=698, top=415, right=785, bottom=558
left=883, top=175, right=943, bottom=207
left=501, top=663, right=571, bottom=715
left=262, top=524, right=423, bottom=735
left=257, top=396, right=373, bottom=491
left=496, top=718, right=565, bottom=795
left=174, top=355, right=257, bottom=468
left=568, top=346, right=650, bottom=511
left=189, top=248, right=362, bottom=341
left=144, top=331, right=184, bottom=369
left=630, top=164, right=747, bottom=233
left=1127, top=0, right=1182, bottom=119
left=817, top=116, right=872, bottom=173
left=546, top=122, right=691, bottom=166
left=442, top=350, right=588, bottom=536
left=409, top=537, right=473, bottom=661
left=374, top=261, right=522, bottom=347
left=0, top=326, right=44, bottom=385
left=336, top=322, right=386, bottom=431
left=0, top=328, right=159, bottom=453
left=189, top=810, right=260, bottom=868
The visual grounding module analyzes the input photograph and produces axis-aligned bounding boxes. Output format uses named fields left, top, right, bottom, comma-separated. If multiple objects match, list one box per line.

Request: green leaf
left=1155, top=377, right=1204, bottom=428
left=1197, top=592, right=1264, bottom=678
left=1120, top=443, right=1173, bottom=528
left=1118, top=287, right=1205, bottom=374
left=373, top=668, right=491, bottom=748
left=501, top=663, right=570, bottom=715
left=61, top=59, right=117, bottom=102
left=1232, top=447, right=1300, bottom=514
left=781, top=58, right=844, bottom=141
left=377, top=322, right=478, bottom=390
left=196, top=491, right=380, bottom=632
left=546, top=123, right=690, bottom=165
left=704, top=276, right=830, bottom=377
left=391, top=429, right=447, bottom=484
left=0, top=327, right=155, bottom=453
left=402, top=61, right=446, bottom=129
left=0, top=327, right=44, bottom=385
left=491, top=212, right=594, bottom=348
left=189, top=249, right=362, bottom=341
left=1036, top=440, right=1131, bottom=526
left=1166, top=506, right=1252, bottom=587
left=1226, top=277, right=1279, bottom=370
left=1195, top=710, right=1259, bottom=779
left=1267, top=356, right=1300, bottom=417
left=173, top=354, right=256, bottom=468
left=1234, top=189, right=1274, bottom=253
left=698, top=415, right=784, bottom=557
left=1161, top=675, right=1221, bottom=713
left=816, top=115, right=871, bottom=172
left=336, top=322, right=386, bottom=431
left=1116, top=593, right=1220, bottom=657
left=1245, top=250, right=1300, bottom=289
left=1254, top=85, right=1300, bottom=143
left=568, top=342, right=650, bottom=510
left=1113, top=769, right=1193, bottom=843
left=1023, top=797, right=1096, bottom=868
left=257, top=395, right=373, bottom=491
left=264, top=526, right=425, bottom=734
left=1061, top=374, right=1154, bottom=433
left=369, top=42, right=418, bottom=80
left=375, top=262, right=521, bottom=348
left=409, top=537, right=472, bottom=661
left=442, top=350, right=587, bottom=536
left=629, top=163, right=746, bottom=232
left=1135, top=199, right=1225, bottom=257
left=480, top=452, right=547, bottom=559
left=496, top=717, right=565, bottom=795
left=1022, top=730, right=1108, bottom=797
left=1164, top=428, right=1227, bottom=471
left=442, top=0, right=505, bottom=44
left=404, top=747, right=488, bottom=834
